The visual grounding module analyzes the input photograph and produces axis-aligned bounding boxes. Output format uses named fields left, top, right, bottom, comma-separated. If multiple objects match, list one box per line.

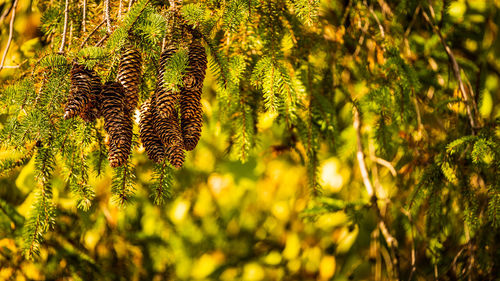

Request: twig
left=422, top=7, right=479, bottom=133
left=95, top=34, right=109, bottom=47
left=104, top=0, right=112, bottom=33
left=377, top=0, right=393, bottom=18
left=353, top=105, right=400, bottom=280
left=128, top=0, right=135, bottom=12
left=401, top=208, right=417, bottom=281
left=0, top=0, right=18, bottom=72
left=80, top=20, right=106, bottom=49
left=59, top=0, right=69, bottom=54
left=0, top=1, right=13, bottom=24
left=366, top=2, right=385, bottom=39
left=374, top=157, right=397, bottom=177
left=404, top=5, right=421, bottom=38
left=118, top=0, right=123, bottom=19
left=82, top=0, right=87, bottom=32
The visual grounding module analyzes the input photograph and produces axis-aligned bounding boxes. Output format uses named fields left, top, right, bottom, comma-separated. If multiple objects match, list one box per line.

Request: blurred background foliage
left=0, top=0, right=499, bottom=280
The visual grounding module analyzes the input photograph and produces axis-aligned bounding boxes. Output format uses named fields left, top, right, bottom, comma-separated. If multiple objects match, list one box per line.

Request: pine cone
left=165, top=145, right=185, bottom=168
left=152, top=107, right=183, bottom=148
left=152, top=97, right=185, bottom=167
left=99, top=82, right=133, bottom=167
left=79, top=73, right=102, bottom=122
left=180, top=87, right=202, bottom=151
left=64, top=63, right=94, bottom=120
left=155, top=46, right=179, bottom=119
left=117, top=48, right=142, bottom=114
left=139, top=98, right=166, bottom=163
left=184, top=39, right=207, bottom=90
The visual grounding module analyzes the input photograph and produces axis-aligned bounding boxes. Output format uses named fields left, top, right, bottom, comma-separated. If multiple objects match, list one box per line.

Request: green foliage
left=150, top=161, right=173, bottom=205
left=23, top=146, right=56, bottom=259
left=161, top=48, right=189, bottom=92
left=0, top=0, right=499, bottom=279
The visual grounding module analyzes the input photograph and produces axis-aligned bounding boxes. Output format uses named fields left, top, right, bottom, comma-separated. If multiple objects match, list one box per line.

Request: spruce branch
left=111, top=162, right=136, bottom=205
left=422, top=6, right=480, bottom=133
left=353, top=105, right=400, bottom=280
left=58, top=0, right=69, bottom=54
left=0, top=0, right=18, bottom=72
left=151, top=160, right=173, bottom=205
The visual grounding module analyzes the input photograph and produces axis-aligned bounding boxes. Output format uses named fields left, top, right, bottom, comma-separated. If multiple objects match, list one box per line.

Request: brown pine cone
left=99, top=82, right=133, bottom=167
left=80, top=73, right=102, bottom=122
left=184, top=39, right=207, bottom=90
left=117, top=48, right=142, bottom=114
left=139, top=98, right=166, bottom=163
left=64, top=63, right=94, bottom=120
left=155, top=46, right=179, bottom=119
left=180, top=87, right=202, bottom=151
left=165, top=145, right=185, bottom=168
left=152, top=96, right=185, bottom=168
left=152, top=107, right=183, bottom=148
left=180, top=113, right=202, bottom=151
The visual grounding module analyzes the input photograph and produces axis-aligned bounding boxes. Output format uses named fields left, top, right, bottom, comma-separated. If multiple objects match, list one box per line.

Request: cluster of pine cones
left=140, top=35, right=207, bottom=168
left=64, top=34, right=207, bottom=169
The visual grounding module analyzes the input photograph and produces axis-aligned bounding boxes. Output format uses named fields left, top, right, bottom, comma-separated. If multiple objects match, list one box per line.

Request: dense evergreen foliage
left=0, top=0, right=498, bottom=280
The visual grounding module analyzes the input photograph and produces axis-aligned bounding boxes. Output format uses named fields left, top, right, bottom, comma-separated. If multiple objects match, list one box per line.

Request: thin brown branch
left=375, top=157, right=397, bottom=177
left=82, top=0, right=87, bottom=32
left=128, top=0, right=135, bottom=12
left=104, top=0, right=112, bottom=33
left=377, top=0, right=393, bottom=18
left=366, top=2, right=385, bottom=39
left=58, top=0, right=69, bottom=54
left=95, top=33, right=109, bottom=47
left=0, top=1, right=13, bottom=24
left=422, top=7, right=479, bottom=133
left=353, top=105, right=400, bottom=280
left=80, top=20, right=106, bottom=49
left=118, top=0, right=123, bottom=19
left=0, top=0, right=18, bottom=72
left=404, top=5, right=421, bottom=38
left=401, top=208, right=417, bottom=281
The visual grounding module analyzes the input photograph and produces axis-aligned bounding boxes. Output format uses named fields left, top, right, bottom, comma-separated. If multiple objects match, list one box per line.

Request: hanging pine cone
left=152, top=97, right=185, bottom=168
left=153, top=107, right=183, bottom=148
left=183, top=39, right=207, bottom=90
left=179, top=87, right=202, bottom=151
left=165, top=145, right=185, bottom=168
left=155, top=45, right=179, bottom=119
left=177, top=37, right=207, bottom=151
left=64, top=63, right=94, bottom=120
left=79, top=73, right=102, bottom=122
left=139, top=98, right=166, bottom=163
left=117, top=47, right=142, bottom=114
left=99, top=82, right=133, bottom=167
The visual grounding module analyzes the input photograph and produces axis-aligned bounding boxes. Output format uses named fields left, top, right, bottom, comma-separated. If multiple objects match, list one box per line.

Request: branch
left=375, top=157, right=397, bottom=177
left=422, top=7, right=479, bottom=133
left=128, top=0, right=135, bottom=12
left=104, top=0, right=112, bottom=33
left=0, top=1, right=13, bottom=24
left=79, top=20, right=106, bottom=49
left=365, top=1, right=385, bottom=39
left=82, top=0, right=87, bottom=32
left=0, top=0, right=19, bottom=72
left=353, top=105, right=400, bottom=280
left=118, top=0, right=123, bottom=19
left=58, top=0, right=69, bottom=54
